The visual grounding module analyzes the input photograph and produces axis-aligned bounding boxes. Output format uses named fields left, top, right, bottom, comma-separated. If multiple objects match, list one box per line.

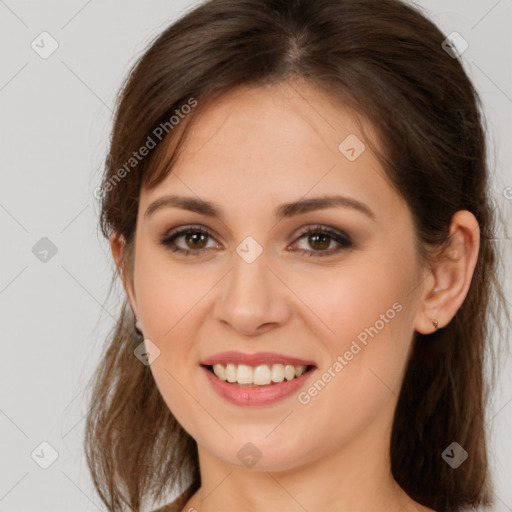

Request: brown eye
left=183, top=231, right=208, bottom=250
left=292, top=226, right=353, bottom=257
left=307, top=232, right=331, bottom=251
left=160, top=226, right=219, bottom=256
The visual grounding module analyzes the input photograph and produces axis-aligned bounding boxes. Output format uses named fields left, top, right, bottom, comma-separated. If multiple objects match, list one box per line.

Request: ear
left=110, top=231, right=139, bottom=318
left=414, top=210, right=480, bottom=334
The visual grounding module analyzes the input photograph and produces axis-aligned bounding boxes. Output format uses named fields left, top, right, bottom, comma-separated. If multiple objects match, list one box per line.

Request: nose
left=213, top=248, right=291, bottom=336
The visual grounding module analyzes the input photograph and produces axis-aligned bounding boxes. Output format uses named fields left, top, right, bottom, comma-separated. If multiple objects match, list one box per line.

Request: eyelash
left=159, top=224, right=354, bottom=258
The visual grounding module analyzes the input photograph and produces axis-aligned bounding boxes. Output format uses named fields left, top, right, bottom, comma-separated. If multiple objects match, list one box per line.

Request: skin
left=111, top=81, right=480, bottom=512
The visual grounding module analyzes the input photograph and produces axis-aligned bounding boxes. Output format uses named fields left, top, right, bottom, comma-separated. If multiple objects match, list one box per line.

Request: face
left=126, top=82, right=426, bottom=471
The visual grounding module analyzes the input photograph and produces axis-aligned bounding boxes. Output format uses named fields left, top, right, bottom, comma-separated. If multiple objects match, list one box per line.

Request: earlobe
left=414, top=210, right=480, bottom=335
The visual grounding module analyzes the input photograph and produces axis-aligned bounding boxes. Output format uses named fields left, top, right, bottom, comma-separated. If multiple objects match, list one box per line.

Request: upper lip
left=201, top=351, right=317, bottom=367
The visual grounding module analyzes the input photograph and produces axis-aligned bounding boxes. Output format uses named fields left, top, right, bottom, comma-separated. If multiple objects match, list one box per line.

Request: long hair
left=84, top=1, right=509, bottom=510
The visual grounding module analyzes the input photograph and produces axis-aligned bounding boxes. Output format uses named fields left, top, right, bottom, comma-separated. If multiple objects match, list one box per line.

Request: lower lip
left=201, top=366, right=316, bottom=406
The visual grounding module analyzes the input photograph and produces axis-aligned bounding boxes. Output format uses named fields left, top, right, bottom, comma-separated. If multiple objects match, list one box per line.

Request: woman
left=85, top=0, right=508, bottom=511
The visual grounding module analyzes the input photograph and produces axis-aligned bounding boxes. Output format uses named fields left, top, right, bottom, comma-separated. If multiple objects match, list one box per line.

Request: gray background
left=0, top=1, right=510, bottom=511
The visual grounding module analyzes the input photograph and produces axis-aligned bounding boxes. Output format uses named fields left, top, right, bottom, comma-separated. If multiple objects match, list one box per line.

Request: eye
left=160, top=224, right=353, bottom=258
left=160, top=225, right=220, bottom=256
left=290, top=225, right=353, bottom=257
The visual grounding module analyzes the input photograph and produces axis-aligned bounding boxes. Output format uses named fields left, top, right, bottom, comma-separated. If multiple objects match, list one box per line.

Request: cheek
left=134, top=247, right=212, bottom=341
left=291, top=275, right=415, bottom=450
left=294, top=253, right=418, bottom=402
left=294, top=258, right=413, bottom=351
left=133, top=250, right=222, bottom=431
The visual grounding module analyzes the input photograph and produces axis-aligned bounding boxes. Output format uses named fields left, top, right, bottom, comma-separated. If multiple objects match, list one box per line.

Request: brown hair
left=85, top=0, right=509, bottom=511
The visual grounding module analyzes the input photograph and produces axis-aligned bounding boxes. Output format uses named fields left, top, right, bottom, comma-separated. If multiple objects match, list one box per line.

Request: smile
left=200, top=351, right=317, bottom=405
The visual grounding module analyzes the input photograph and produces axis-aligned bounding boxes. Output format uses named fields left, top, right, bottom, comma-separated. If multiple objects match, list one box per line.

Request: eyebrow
left=144, top=194, right=376, bottom=222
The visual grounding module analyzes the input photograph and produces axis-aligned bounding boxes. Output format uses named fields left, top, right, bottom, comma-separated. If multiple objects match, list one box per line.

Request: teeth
left=211, top=363, right=308, bottom=386
left=271, top=364, right=285, bottom=383
left=254, top=364, right=271, bottom=385
left=284, top=364, right=295, bottom=381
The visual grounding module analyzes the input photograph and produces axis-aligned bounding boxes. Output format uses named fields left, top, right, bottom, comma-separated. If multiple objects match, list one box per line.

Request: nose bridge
left=214, top=238, right=289, bottom=334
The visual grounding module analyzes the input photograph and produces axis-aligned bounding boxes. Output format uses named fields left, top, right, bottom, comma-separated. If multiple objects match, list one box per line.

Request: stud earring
left=432, top=319, right=439, bottom=330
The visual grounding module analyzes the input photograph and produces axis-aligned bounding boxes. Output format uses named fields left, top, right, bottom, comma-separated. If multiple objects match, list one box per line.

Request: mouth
left=201, top=363, right=316, bottom=387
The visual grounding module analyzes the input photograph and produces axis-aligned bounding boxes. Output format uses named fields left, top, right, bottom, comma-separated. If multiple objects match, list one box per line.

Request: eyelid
left=288, top=224, right=353, bottom=256
left=292, top=224, right=352, bottom=242
left=160, top=224, right=221, bottom=250
left=160, top=223, right=354, bottom=257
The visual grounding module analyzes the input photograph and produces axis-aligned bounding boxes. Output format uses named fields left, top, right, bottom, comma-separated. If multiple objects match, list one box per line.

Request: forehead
left=172, top=82, right=368, bottom=170
left=139, top=82, right=400, bottom=222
